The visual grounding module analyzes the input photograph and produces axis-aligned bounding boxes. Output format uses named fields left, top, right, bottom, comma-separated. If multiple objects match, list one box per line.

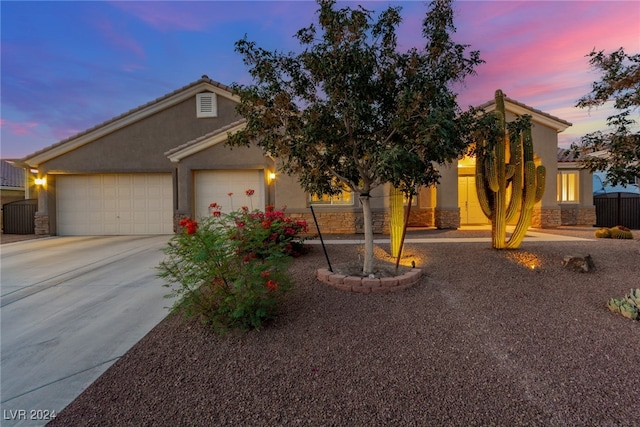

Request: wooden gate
left=2, top=199, right=37, bottom=234
left=594, top=192, right=640, bottom=229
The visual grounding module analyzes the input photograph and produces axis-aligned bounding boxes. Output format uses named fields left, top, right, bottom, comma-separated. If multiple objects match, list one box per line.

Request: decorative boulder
left=562, top=254, right=596, bottom=273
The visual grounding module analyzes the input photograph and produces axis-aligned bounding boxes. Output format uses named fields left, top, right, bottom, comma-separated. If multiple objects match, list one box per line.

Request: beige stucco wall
left=435, top=163, right=461, bottom=228
left=38, top=95, right=241, bottom=174
left=527, top=117, right=560, bottom=214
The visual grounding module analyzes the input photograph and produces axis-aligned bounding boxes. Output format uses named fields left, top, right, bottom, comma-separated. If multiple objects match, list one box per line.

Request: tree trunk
left=361, top=195, right=375, bottom=275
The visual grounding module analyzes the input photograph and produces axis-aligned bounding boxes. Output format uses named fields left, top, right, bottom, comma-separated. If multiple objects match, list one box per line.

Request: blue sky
left=1, top=0, right=639, bottom=159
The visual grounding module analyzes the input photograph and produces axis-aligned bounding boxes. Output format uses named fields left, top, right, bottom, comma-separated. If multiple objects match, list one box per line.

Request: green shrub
left=158, top=206, right=309, bottom=332
left=607, top=288, right=640, bottom=321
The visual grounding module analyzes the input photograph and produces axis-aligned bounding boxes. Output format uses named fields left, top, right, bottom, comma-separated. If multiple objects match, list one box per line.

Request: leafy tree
left=571, top=48, right=640, bottom=186
left=229, top=0, right=482, bottom=275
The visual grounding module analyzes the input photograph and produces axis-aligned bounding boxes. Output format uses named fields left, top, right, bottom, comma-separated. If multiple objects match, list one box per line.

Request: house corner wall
left=34, top=174, right=54, bottom=235
left=434, top=164, right=460, bottom=229
left=556, top=164, right=596, bottom=227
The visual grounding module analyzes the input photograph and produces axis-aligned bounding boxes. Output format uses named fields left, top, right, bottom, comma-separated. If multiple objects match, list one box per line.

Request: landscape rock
left=562, top=254, right=596, bottom=273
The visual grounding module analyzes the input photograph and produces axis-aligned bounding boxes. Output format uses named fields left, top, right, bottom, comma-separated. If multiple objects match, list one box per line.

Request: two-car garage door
left=56, top=174, right=173, bottom=235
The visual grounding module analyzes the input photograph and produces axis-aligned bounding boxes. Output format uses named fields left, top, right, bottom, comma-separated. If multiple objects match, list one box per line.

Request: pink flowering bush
left=159, top=205, right=310, bottom=332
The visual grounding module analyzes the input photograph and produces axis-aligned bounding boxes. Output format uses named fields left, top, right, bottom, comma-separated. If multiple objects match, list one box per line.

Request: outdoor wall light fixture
left=269, top=172, right=276, bottom=181
left=35, top=177, right=46, bottom=186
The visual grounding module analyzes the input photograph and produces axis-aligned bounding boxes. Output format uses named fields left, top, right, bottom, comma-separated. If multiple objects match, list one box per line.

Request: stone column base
left=408, top=208, right=435, bottom=227
left=531, top=207, right=561, bottom=228
left=287, top=210, right=391, bottom=234
left=434, top=207, right=460, bottom=229
left=578, top=206, right=597, bottom=227
left=560, top=205, right=596, bottom=226
left=34, top=212, right=50, bottom=235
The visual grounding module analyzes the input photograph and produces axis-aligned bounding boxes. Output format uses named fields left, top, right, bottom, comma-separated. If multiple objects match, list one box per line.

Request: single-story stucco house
left=22, top=76, right=595, bottom=236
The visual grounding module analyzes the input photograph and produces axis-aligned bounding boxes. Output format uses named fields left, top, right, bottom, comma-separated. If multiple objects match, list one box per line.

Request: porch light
left=268, top=172, right=276, bottom=181
left=35, top=177, right=46, bottom=186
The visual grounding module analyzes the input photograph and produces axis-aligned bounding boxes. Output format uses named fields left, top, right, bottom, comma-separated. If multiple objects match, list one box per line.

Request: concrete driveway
left=1, top=235, right=172, bottom=426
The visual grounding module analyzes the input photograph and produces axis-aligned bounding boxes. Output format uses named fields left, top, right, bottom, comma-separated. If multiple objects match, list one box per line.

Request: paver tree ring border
left=316, top=268, right=423, bottom=294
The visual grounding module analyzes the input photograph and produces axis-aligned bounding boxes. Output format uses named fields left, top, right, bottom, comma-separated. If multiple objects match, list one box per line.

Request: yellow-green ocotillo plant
left=389, top=187, right=404, bottom=258
left=475, top=90, right=545, bottom=249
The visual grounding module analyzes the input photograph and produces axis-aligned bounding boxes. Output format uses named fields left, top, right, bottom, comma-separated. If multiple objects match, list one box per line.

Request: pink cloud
left=109, top=1, right=220, bottom=32
left=96, top=18, right=146, bottom=60
left=0, top=119, right=39, bottom=136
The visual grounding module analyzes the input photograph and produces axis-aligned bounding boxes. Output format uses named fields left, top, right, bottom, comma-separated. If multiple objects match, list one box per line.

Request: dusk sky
left=1, top=1, right=639, bottom=159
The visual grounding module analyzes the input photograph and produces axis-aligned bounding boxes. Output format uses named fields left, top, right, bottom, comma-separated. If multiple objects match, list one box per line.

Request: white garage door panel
left=57, top=174, right=173, bottom=235
left=194, top=170, right=265, bottom=220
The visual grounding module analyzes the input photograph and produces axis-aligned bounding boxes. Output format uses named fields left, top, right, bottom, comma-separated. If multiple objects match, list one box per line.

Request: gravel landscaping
left=49, top=227, right=640, bottom=426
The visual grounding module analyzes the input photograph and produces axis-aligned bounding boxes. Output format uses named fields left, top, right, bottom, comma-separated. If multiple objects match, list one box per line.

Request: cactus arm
left=486, top=154, right=500, bottom=193
left=505, top=133, right=523, bottom=223
left=491, top=91, right=508, bottom=248
left=506, top=160, right=537, bottom=249
left=535, top=165, right=545, bottom=203
left=476, top=172, right=493, bottom=219
left=474, top=141, right=493, bottom=218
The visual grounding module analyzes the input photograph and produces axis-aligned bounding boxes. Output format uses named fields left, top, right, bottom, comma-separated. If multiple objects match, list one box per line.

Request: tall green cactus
left=389, top=186, right=404, bottom=257
left=475, top=90, right=545, bottom=249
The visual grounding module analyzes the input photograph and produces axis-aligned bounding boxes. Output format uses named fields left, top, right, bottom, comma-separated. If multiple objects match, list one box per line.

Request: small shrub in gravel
left=607, top=288, right=640, bottom=320
left=158, top=206, right=309, bottom=332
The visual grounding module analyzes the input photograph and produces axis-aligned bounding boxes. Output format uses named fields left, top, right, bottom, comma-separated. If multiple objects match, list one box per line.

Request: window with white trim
left=310, top=183, right=353, bottom=205
left=557, top=171, right=579, bottom=202
left=196, top=93, right=217, bottom=118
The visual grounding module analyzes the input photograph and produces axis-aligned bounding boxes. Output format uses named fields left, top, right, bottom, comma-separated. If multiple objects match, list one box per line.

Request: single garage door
left=57, top=174, right=173, bottom=235
left=194, top=170, right=265, bottom=219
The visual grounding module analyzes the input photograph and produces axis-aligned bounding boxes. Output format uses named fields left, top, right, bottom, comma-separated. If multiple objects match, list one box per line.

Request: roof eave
left=166, top=121, right=247, bottom=163
left=479, top=99, right=572, bottom=133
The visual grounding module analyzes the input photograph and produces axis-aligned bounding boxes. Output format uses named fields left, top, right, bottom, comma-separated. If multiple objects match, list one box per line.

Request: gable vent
left=197, top=92, right=217, bottom=118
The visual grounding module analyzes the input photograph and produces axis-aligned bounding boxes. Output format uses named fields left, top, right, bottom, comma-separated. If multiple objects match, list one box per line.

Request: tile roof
left=558, top=147, right=599, bottom=162
left=1, top=160, right=26, bottom=188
